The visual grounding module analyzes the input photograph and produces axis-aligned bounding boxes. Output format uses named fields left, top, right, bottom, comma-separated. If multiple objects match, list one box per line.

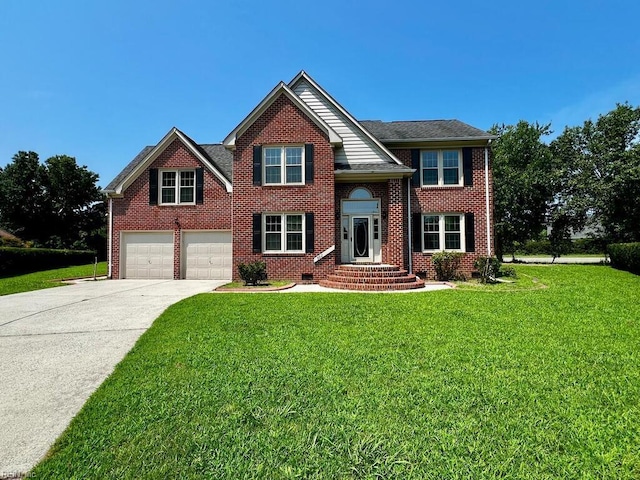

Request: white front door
left=351, top=215, right=372, bottom=262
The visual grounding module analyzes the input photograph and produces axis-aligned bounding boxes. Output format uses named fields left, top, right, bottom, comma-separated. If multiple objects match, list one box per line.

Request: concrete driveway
left=0, top=279, right=224, bottom=477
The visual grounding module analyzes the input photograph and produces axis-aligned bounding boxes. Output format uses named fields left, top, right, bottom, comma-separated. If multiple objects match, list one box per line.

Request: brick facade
left=231, top=93, right=336, bottom=282
left=392, top=147, right=495, bottom=279
left=110, top=139, right=231, bottom=279
left=107, top=77, right=495, bottom=284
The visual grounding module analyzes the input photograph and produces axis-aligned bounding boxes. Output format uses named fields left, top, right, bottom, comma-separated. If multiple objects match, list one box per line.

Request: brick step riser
left=332, top=270, right=409, bottom=278
left=337, top=265, right=401, bottom=273
left=319, top=280, right=425, bottom=291
left=327, top=274, right=419, bottom=285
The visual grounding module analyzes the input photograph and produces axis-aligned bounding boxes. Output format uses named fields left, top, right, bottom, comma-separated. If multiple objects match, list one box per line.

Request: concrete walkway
left=0, top=279, right=224, bottom=477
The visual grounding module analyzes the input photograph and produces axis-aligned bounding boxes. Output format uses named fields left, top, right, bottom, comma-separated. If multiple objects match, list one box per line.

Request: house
left=104, top=72, right=496, bottom=289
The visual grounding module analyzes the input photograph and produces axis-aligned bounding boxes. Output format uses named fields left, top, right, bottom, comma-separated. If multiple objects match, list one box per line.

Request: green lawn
left=0, top=262, right=107, bottom=296
left=33, top=265, right=640, bottom=479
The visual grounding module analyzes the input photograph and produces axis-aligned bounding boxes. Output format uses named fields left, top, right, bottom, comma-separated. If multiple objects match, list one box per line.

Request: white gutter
left=407, top=177, right=412, bottom=274
left=484, top=144, right=492, bottom=256
left=107, top=197, right=113, bottom=278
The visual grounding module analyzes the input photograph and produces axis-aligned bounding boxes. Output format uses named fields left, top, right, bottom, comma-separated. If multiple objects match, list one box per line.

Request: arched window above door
left=349, top=188, right=372, bottom=200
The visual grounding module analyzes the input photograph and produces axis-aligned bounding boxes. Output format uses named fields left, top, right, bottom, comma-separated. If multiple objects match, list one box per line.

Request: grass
left=32, top=265, right=640, bottom=478
left=0, top=262, right=107, bottom=296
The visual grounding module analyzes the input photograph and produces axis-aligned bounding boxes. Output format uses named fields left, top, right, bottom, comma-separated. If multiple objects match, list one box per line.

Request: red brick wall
left=392, top=147, right=495, bottom=280
left=110, top=138, right=232, bottom=279
left=232, top=93, right=335, bottom=282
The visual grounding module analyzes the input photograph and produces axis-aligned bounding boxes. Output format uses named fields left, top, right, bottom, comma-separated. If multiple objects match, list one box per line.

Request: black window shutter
left=412, top=212, right=422, bottom=251
left=411, top=149, right=421, bottom=187
left=463, top=147, right=473, bottom=186
left=195, top=167, right=204, bottom=204
left=305, top=213, right=314, bottom=253
left=465, top=213, right=475, bottom=252
left=253, top=145, right=262, bottom=185
left=252, top=213, right=262, bottom=253
left=149, top=169, right=158, bottom=205
left=305, top=144, right=314, bottom=184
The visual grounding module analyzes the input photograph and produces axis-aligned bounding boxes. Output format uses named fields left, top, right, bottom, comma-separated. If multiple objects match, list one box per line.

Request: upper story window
left=264, top=146, right=304, bottom=185
left=421, top=150, right=463, bottom=187
left=160, top=170, right=195, bottom=204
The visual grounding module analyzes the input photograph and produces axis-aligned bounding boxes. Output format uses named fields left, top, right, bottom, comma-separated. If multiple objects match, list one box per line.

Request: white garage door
left=184, top=231, right=232, bottom=280
left=122, top=232, right=174, bottom=279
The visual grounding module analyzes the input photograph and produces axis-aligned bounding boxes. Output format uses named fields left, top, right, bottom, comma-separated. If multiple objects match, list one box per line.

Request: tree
left=489, top=121, right=555, bottom=260
left=0, top=151, right=49, bottom=241
left=550, top=103, right=640, bottom=243
left=0, top=152, right=105, bottom=252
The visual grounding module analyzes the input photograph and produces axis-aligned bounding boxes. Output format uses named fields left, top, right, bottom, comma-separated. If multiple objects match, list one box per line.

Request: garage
left=121, top=232, right=174, bottom=279
left=183, top=231, right=232, bottom=280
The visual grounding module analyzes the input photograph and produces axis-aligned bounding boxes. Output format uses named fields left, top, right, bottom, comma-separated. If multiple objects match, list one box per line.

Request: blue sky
left=1, top=0, right=639, bottom=187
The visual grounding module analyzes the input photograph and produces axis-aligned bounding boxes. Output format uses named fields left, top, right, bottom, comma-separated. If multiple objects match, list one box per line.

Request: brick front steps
left=319, top=264, right=425, bottom=291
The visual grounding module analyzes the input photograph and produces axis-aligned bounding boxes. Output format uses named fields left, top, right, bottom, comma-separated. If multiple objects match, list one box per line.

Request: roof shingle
left=360, top=120, right=495, bottom=141
left=104, top=144, right=232, bottom=193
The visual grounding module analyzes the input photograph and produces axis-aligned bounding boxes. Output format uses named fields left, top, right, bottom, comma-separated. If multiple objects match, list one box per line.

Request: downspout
left=484, top=142, right=492, bottom=256
left=107, top=196, right=113, bottom=278
left=407, top=177, right=412, bottom=274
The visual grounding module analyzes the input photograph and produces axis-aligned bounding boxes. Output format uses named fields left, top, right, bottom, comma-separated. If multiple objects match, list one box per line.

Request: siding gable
left=292, top=80, right=399, bottom=166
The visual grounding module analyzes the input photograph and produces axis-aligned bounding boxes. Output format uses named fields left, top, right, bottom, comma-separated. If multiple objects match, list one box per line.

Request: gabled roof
left=223, top=81, right=342, bottom=148
left=104, top=128, right=233, bottom=195
left=288, top=71, right=404, bottom=166
left=360, top=120, right=497, bottom=142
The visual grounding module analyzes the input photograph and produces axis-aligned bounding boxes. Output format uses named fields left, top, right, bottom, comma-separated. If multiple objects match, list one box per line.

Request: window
left=263, top=146, right=304, bottom=185
left=159, top=170, right=195, bottom=205
left=263, top=213, right=304, bottom=253
left=421, top=150, right=462, bottom=186
left=421, top=214, right=465, bottom=251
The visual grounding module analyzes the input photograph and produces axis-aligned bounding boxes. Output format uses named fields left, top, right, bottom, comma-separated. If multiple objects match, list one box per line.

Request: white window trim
left=159, top=169, right=196, bottom=205
left=263, top=213, right=305, bottom=254
left=421, top=213, right=465, bottom=252
left=263, top=145, right=305, bottom=186
left=420, top=149, right=464, bottom=187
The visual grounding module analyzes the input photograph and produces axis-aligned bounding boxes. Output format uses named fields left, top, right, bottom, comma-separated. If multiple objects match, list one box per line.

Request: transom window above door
left=264, top=146, right=304, bottom=185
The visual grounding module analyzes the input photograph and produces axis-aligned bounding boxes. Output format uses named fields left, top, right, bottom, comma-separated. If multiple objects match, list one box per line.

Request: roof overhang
left=334, top=168, right=415, bottom=183
left=223, top=82, right=342, bottom=149
left=380, top=137, right=497, bottom=149
left=107, top=127, right=232, bottom=197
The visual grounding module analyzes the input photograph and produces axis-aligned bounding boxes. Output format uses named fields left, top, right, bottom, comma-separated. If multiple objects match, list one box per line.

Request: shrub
left=573, top=238, right=607, bottom=254
left=500, top=265, right=517, bottom=278
left=516, top=239, right=551, bottom=255
left=0, top=236, right=25, bottom=247
left=608, top=243, right=640, bottom=275
left=238, top=261, right=267, bottom=286
left=432, top=252, right=464, bottom=281
left=515, top=238, right=606, bottom=256
left=0, top=247, right=96, bottom=277
left=474, top=256, right=501, bottom=284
